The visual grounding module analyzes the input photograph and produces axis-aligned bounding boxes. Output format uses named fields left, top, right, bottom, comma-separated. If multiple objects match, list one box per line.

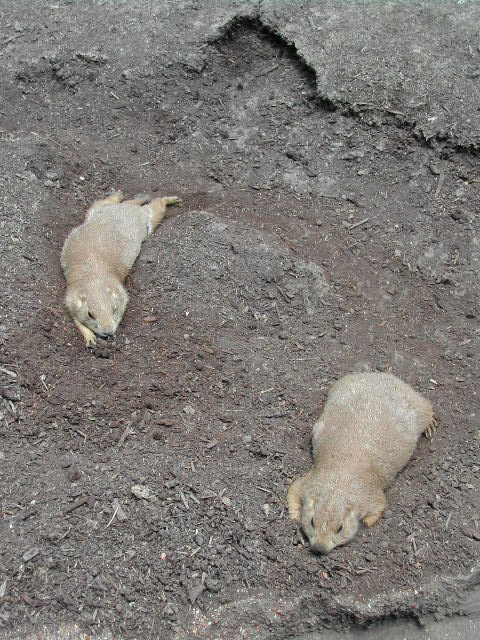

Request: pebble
left=462, top=528, right=480, bottom=541
left=67, top=467, right=81, bottom=482
left=131, top=485, right=151, bottom=500
left=188, top=583, right=204, bottom=604
left=112, top=498, right=128, bottom=522
left=205, top=578, right=221, bottom=593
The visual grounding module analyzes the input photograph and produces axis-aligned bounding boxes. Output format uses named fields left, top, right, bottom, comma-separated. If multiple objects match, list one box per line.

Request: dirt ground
left=0, top=5, right=479, bottom=640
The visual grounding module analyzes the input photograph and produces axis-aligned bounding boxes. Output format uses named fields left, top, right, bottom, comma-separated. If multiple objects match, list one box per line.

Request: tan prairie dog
left=287, top=372, right=435, bottom=554
left=61, top=191, right=180, bottom=346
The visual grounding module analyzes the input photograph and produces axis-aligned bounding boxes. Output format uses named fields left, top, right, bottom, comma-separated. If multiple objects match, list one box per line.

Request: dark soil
left=0, top=16, right=479, bottom=640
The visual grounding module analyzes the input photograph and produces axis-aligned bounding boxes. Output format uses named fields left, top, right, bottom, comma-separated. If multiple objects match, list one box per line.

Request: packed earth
left=0, top=3, right=479, bottom=639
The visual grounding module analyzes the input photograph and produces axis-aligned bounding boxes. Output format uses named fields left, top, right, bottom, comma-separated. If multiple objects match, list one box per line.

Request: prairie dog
left=61, top=191, right=180, bottom=345
left=287, top=372, right=435, bottom=554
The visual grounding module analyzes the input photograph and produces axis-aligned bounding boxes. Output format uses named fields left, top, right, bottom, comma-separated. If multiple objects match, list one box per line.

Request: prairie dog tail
left=148, top=196, right=181, bottom=233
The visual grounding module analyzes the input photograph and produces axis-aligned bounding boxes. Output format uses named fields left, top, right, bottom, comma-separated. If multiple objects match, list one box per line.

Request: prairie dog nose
left=100, top=326, right=115, bottom=337
left=310, top=541, right=333, bottom=555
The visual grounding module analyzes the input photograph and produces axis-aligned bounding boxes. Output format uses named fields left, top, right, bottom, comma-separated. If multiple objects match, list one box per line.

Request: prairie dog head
left=287, top=473, right=359, bottom=554
left=299, top=494, right=359, bottom=554
left=65, top=280, right=128, bottom=337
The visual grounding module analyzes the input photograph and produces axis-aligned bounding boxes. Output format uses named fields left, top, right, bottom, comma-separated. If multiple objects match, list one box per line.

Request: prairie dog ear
left=66, top=291, right=84, bottom=310
left=107, top=287, right=119, bottom=300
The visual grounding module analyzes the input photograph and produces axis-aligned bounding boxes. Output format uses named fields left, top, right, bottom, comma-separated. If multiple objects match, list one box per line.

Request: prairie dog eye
left=113, top=305, right=118, bottom=314
left=310, top=518, right=315, bottom=529
left=336, top=524, right=343, bottom=534
left=87, top=311, right=95, bottom=320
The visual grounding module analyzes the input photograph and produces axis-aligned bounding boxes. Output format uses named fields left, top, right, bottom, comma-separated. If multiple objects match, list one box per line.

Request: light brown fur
left=287, top=372, right=435, bottom=554
left=61, top=191, right=180, bottom=345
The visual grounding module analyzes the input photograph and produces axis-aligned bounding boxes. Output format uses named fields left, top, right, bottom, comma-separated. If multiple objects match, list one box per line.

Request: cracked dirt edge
left=208, top=9, right=479, bottom=155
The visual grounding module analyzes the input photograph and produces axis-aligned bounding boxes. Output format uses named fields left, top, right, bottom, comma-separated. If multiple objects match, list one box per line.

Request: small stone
left=217, top=413, right=233, bottom=424
left=188, top=583, right=204, bottom=604
left=152, top=428, right=164, bottom=441
left=112, top=498, right=128, bottom=522
left=163, top=602, right=178, bottom=620
left=205, top=578, right=221, bottom=593
left=315, top=218, right=323, bottom=227
left=157, top=418, right=174, bottom=427
left=242, top=435, right=252, bottom=444
left=67, top=467, right=81, bottom=482
left=183, top=405, right=195, bottom=416
left=131, top=485, right=151, bottom=500
left=221, top=496, right=232, bottom=507
left=44, top=179, right=60, bottom=188
left=262, top=503, right=270, bottom=516
left=462, top=528, right=480, bottom=541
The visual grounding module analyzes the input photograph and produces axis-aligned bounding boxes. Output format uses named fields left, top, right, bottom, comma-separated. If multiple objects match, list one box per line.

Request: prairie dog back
left=61, top=192, right=180, bottom=345
left=63, top=203, right=159, bottom=276
left=287, top=372, right=435, bottom=555
left=313, top=372, right=433, bottom=483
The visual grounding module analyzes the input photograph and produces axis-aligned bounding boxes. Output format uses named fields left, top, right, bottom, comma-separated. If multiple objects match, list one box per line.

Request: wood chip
left=117, top=425, right=132, bottom=448
left=63, top=496, right=89, bottom=514
left=179, top=489, right=189, bottom=510
left=23, top=548, right=40, bottom=562
left=349, top=217, right=370, bottom=230
left=0, top=367, right=17, bottom=379
left=435, top=171, right=445, bottom=198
